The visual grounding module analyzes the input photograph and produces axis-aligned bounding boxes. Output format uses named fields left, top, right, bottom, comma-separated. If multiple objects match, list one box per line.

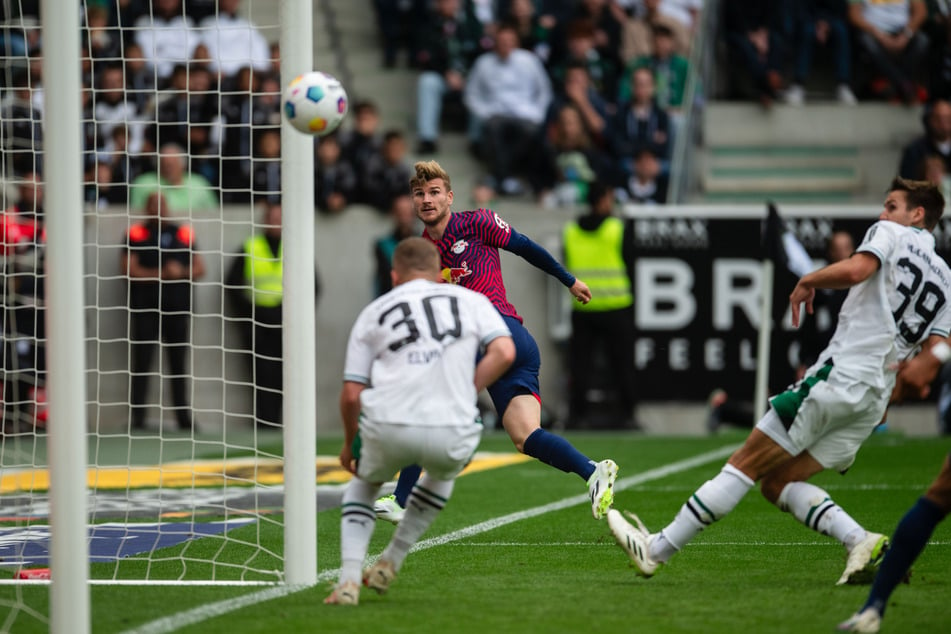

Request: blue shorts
left=486, top=315, right=540, bottom=418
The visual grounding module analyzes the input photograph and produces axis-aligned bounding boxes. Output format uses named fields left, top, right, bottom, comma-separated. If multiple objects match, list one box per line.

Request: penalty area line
left=120, top=443, right=738, bottom=634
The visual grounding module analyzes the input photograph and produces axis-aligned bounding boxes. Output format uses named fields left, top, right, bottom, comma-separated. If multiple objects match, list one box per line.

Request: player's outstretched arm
left=475, top=335, right=516, bottom=393
left=504, top=230, right=577, bottom=288
left=790, top=252, right=879, bottom=327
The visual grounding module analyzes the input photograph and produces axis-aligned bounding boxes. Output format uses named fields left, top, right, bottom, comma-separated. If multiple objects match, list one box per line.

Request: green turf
left=2, top=431, right=950, bottom=633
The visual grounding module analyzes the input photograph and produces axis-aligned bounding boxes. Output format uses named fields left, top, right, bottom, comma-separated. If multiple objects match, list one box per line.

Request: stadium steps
left=701, top=146, right=862, bottom=202
left=315, top=0, right=487, bottom=197
left=697, top=102, right=924, bottom=204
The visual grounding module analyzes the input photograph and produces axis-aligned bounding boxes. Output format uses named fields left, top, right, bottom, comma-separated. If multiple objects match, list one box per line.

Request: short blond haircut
left=393, top=236, right=440, bottom=277
left=409, top=160, right=451, bottom=191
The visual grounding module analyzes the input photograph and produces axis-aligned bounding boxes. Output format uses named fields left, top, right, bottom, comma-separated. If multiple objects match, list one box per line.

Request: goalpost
left=1, top=0, right=318, bottom=631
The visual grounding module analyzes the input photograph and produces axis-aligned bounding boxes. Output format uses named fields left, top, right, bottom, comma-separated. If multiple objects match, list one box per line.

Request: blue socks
left=864, top=497, right=947, bottom=616
left=391, top=430, right=596, bottom=501
left=391, top=464, right=422, bottom=507
left=523, top=428, right=596, bottom=480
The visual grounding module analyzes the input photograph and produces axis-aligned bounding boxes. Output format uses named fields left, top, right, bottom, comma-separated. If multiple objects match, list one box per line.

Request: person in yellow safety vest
left=562, top=181, right=640, bottom=430
left=225, top=201, right=320, bottom=428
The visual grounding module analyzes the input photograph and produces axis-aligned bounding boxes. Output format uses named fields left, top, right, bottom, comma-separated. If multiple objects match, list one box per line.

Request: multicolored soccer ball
left=282, top=71, right=349, bottom=136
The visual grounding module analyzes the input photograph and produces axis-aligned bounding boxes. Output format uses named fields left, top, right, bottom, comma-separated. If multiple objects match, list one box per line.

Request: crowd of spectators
left=4, top=0, right=951, bottom=218
left=396, top=0, right=700, bottom=206
left=0, top=0, right=418, bottom=218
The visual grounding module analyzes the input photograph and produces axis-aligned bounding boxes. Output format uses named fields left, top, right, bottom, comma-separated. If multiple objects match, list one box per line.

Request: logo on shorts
left=451, top=239, right=468, bottom=254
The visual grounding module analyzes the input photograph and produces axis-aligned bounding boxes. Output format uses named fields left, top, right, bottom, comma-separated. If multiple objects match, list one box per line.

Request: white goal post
left=1, top=0, right=318, bottom=632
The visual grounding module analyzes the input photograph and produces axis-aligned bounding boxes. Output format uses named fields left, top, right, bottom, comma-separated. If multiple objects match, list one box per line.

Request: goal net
left=0, top=0, right=320, bottom=631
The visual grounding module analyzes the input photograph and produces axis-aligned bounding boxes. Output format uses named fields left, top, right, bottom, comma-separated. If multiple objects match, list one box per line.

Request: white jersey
left=820, top=220, right=951, bottom=390
left=343, top=278, right=511, bottom=426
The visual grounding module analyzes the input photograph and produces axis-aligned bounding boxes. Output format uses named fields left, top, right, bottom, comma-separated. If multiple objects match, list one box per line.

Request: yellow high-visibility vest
left=563, top=217, right=633, bottom=312
left=243, top=235, right=283, bottom=307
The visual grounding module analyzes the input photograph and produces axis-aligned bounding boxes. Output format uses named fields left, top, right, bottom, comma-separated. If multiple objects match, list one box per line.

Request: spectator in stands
left=922, top=153, right=951, bottom=203
left=654, top=0, right=703, bottom=34
left=539, top=102, right=615, bottom=207
left=220, top=68, right=281, bottom=202
left=848, top=0, right=928, bottom=104
left=122, top=41, right=157, bottom=114
left=133, top=0, right=199, bottom=87
left=198, top=0, right=272, bottom=86
left=374, top=0, right=425, bottom=68
left=269, top=42, right=282, bottom=76
left=549, top=19, right=620, bottom=104
left=225, top=202, right=318, bottom=428
left=562, top=180, right=638, bottom=430
left=315, top=133, right=358, bottom=214
left=899, top=99, right=951, bottom=178
left=339, top=100, right=383, bottom=205
left=252, top=129, right=281, bottom=204
left=548, top=62, right=610, bottom=144
left=100, top=123, right=146, bottom=205
left=0, top=14, right=40, bottom=60
left=0, top=68, right=43, bottom=177
left=363, top=129, right=413, bottom=213
left=93, top=64, right=147, bottom=156
left=609, top=66, right=671, bottom=178
left=3, top=172, right=44, bottom=249
left=722, top=0, right=787, bottom=106
left=463, top=22, right=552, bottom=196
left=121, top=191, right=206, bottom=431
left=412, top=0, right=486, bottom=155
left=129, top=143, right=219, bottom=213
left=619, top=22, right=689, bottom=111
left=83, top=1, right=121, bottom=66
left=84, top=159, right=116, bottom=211
left=503, top=0, right=556, bottom=63
left=372, top=194, right=418, bottom=297
left=615, top=147, right=668, bottom=204
left=928, top=8, right=951, bottom=101
left=148, top=63, right=221, bottom=181
left=2, top=173, right=47, bottom=431
left=784, top=0, right=856, bottom=105
left=621, top=0, right=690, bottom=62
left=563, top=0, right=625, bottom=72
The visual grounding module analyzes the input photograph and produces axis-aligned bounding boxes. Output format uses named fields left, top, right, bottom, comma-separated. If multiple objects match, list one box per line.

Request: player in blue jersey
left=374, top=160, right=618, bottom=524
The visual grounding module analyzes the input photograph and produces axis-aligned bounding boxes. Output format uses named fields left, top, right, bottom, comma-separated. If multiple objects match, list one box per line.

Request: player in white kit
left=325, top=237, right=515, bottom=605
left=608, top=177, right=951, bottom=586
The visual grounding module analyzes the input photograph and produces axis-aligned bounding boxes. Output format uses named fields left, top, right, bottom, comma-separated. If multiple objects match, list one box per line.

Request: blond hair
left=409, top=160, right=451, bottom=191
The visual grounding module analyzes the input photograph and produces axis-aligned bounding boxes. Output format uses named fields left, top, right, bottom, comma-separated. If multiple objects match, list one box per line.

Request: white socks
left=339, top=477, right=379, bottom=585
left=381, top=475, right=455, bottom=571
left=777, top=481, right=865, bottom=549
left=651, top=464, right=755, bottom=562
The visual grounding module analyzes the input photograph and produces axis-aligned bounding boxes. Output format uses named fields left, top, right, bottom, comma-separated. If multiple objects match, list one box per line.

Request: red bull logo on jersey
left=451, top=239, right=468, bottom=254
left=441, top=261, right=472, bottom=284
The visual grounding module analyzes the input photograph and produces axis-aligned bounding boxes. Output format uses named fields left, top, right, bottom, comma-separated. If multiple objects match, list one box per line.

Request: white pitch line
left=119, top=443, right=738, bottom=634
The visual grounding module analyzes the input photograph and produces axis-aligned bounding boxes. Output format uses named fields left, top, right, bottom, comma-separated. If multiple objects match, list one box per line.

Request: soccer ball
left=282, top=71, right=349, bottom=136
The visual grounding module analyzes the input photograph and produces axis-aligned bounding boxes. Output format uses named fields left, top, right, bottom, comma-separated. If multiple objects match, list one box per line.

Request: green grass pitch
left=2, top=430, right=950, bottom=633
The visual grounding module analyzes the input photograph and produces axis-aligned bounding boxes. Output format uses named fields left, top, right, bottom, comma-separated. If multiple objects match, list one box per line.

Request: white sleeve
left=342, top=308, right=374, bottom=385
left=855, top=221, right=897, bottom=264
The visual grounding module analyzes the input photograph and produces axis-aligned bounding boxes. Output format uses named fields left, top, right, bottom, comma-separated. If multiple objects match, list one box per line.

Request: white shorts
left=758, top=364, right=889, bottom=472
left=356, top=417, right=483, bottom=483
